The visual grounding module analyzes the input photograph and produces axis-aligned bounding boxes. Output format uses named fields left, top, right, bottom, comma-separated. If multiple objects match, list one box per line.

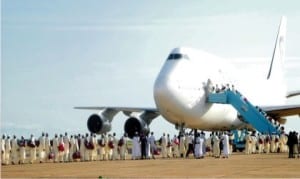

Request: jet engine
left=124, top=117, right=150, bottom=138
left=87, top=114, right=111, bottom=134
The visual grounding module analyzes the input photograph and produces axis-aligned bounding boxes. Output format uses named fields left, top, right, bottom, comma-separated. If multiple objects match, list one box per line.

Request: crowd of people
left=1, top=130, right=299, bottom=165
left=242, top=131, right=300, bottom=157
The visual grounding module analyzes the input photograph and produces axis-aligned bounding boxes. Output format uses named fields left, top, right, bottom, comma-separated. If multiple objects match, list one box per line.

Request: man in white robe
left=84, top=133, right=90, bottom=161
left=172, top=135, right=179, bottom=158
left=205, top=134, right=212, bottom=157
left=251, top=134, right=257, bottom=154
left=1, top=135, right=5, bottom=165
left=98, top=134, right=107, bottom=160
left=45, top=133, right=51, bottom=162
left=132, top=132, right=140, bottom=160
left=38, top=133, right=46, bottom=163
left=18, top=136, right=26, bottom=164
left=244, top=133, right=253, bottom=154
left=58, top=134, right=65, bottom=162
left=112, top=133, right=118, bottom=160
left=222, top=133, right=230, bottom=158
left=258, top=134, right=264, bottom=154
left=28, top=134, right=36, bottom=164
left=4, top=136, right=11, bottom=165
left=166, top=134, right=172, bottom=158
left=69, top=135, right=75, bottom=162
left=11, top=135, right=18, bottom=164
left=161, top=133, right=167, bottom=158
left=194, top=133, right=201, bottom=159
left=52, top=134, right=59, bottom=162
left=212, top=133, right=220, bottom=158
left=91, top=134, right=97, bottom=161
left=200, top=132, right=206, bottom=157
left=148, top=132, right=156, bottom=159
left=270, top=134, right=276, bottom=153
left=119, top=133, right=128, bottom=160
left=264, top=134, right=271, bottom=154
left=63, top=132, right=70, bottom=162
left=279, top=133, right=287, bottom=153
left=79, top=135, right=85, bottom=161
left=107, top=134, right=114, bottom=160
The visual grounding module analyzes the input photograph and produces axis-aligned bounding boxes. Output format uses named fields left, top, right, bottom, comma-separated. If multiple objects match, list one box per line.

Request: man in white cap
left=11, top=135, right=18, bottom=164
left=38, top=133, right=46, bottom=163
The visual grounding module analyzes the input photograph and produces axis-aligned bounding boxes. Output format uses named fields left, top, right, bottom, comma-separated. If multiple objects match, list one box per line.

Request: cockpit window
left=167, top=53, right=189, bottom=60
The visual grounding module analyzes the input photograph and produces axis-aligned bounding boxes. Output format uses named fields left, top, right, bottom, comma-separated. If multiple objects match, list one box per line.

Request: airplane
left=75, top=16, right=300, bottom=138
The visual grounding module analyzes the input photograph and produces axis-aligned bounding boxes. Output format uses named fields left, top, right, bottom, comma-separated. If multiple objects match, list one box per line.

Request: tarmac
left=1, top=153, right=300, bottom=178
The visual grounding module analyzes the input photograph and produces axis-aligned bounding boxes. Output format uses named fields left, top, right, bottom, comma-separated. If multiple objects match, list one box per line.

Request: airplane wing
left=261, top=104, right=300, bottom=117
left=74, top=106, right=160, bottom=120
left=74, top=106, right=159, bottom=114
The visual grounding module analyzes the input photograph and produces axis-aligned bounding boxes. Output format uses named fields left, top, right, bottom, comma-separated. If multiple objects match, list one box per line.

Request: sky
left=1, top=0, right=300, bottom=138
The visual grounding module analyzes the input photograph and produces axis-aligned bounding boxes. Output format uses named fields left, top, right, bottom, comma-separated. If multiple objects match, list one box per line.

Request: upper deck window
left=167, top=53, right=189, bottom=60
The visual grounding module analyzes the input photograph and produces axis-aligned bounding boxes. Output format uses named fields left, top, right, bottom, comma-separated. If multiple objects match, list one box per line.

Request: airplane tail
left=267, top=16, right=287, bottom=81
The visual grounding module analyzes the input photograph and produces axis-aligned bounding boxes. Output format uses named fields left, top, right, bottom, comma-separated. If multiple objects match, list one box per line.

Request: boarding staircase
left=207, top=90, right=280, bottom=135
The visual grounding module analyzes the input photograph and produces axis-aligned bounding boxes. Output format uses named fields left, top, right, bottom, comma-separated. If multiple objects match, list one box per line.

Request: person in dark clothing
left=292, top=132, right=299, bottom=158
left=185, top=133, right=194, bottom=158
left=287, top=132, right=294, bottom=158
left=140, top=134, right=148, bottom=160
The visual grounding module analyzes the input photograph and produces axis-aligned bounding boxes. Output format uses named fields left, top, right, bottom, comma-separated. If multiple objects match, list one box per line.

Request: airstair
left=207, top=90, right=280, bottom=135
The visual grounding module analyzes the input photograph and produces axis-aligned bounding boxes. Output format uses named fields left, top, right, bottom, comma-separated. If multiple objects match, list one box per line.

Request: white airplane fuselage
left=153, top=47, right=286, bottom=131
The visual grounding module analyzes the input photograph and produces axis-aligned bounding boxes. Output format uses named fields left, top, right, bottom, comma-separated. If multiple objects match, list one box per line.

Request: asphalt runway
left=2, top=153, right=300, bottom=178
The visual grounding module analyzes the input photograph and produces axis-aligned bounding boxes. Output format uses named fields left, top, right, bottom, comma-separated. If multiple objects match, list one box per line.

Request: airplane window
left=167, top=53, right=189, bottom=60
left=173, top=54, right=182, bottom=59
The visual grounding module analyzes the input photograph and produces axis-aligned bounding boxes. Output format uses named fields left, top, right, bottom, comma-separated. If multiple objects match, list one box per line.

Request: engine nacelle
left=87, top=114, right=111, bottom=134
left=124, top=117, right=150, bottom=138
